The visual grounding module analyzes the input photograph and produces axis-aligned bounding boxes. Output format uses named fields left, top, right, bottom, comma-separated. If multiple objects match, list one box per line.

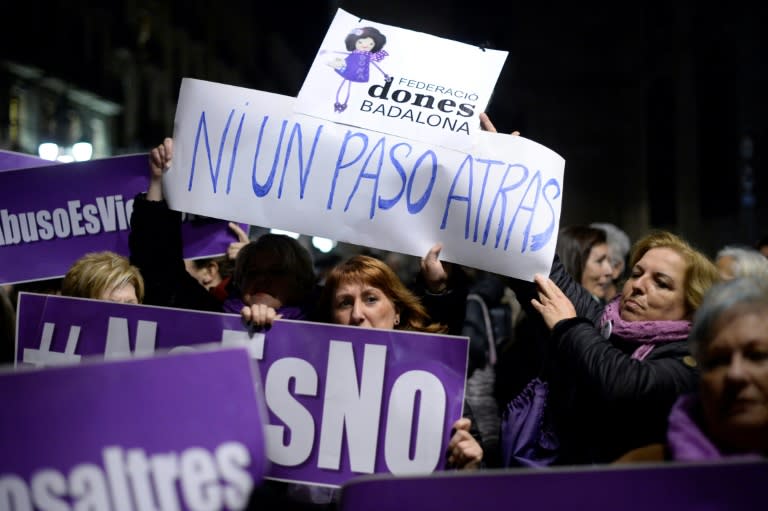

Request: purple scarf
left=667, top=394, right=763, bottom=461
left=600, top=296, right=690, bottom=360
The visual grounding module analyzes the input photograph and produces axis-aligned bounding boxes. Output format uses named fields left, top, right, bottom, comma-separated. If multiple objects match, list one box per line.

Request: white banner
left=168, top=78, right=565, bottom=281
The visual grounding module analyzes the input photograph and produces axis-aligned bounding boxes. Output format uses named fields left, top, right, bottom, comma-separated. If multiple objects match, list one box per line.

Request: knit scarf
left=600, top=296, right=690, bottom=360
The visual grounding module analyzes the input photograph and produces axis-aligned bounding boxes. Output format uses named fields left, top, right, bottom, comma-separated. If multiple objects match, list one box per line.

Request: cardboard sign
left=16, top=293, right=470, bottom=487
left=339, top=460, right=768, bottom=511
left=0, top=346, right=269, bottom=511
left=170, top=78, right=564, bottom=281
left=0, top=149, right=55, bottom=171
left=0, top=155, right=247, bottom=285
left=294, top=8, right=508, bottom=152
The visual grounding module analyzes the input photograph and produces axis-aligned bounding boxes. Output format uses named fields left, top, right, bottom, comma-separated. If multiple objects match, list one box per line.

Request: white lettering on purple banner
left=16, top=293, right=468, bottom=486
left=0, top=442, right=252, bottom=511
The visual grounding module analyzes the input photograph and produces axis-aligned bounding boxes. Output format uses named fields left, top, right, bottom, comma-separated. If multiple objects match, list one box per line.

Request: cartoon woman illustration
left=326, top=26, right=391, bottom=112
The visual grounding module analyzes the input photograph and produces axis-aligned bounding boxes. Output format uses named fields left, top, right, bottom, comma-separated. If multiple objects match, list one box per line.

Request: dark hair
left=233, top=234, right=316, bottom=305
left=556, top=225, right=607, bottom=284
left=318, top=255, right=447, bottom=333
left=344, top=26, right=387, bottom=52
left=189, top=255, right=235, bottom=279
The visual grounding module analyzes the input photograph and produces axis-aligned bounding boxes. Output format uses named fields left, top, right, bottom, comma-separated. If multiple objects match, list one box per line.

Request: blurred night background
left=1, top=0, right=765, bottom=260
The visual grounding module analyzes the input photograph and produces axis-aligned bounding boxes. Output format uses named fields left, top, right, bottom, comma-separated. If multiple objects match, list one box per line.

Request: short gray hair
left=715, top=245, right=768, bottom=279
left=689, top=276, right=768, bottom=362
left=590, top=222, right=631, bottom=266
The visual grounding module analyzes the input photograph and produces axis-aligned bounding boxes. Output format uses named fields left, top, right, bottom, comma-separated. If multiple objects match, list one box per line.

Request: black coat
left=129, top=193, right=224, bottom=312
left=505, top=256, right=699, bottom=465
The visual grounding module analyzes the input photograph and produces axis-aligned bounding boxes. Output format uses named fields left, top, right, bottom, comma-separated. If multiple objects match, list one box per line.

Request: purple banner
left=0, top=346, right=269, bottom=510
left=339, top=461, right=768, bottom=511
left=0, top=155, right=248, bottom=285
left=0, top=149, right=54, bottom=171
left=16, top=293, right=470, bottom=487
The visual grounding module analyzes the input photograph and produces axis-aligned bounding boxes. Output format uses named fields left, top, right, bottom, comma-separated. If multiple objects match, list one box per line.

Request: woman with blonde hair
left=61, top=251, right=144, bottom=304
left=501, top=229, right=721, bottom=466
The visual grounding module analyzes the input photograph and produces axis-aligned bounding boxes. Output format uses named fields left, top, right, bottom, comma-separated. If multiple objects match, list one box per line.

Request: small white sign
left=294, top=8, right=509, bottom=152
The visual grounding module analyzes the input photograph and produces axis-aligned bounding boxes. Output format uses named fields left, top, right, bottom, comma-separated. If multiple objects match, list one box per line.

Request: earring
left=394, top=316, right=400, bottom=326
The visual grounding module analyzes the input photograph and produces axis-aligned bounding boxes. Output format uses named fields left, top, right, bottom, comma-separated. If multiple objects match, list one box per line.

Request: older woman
left=714, top=245, right=768, bottom=281
left=61, top=251, right=144, bottom=304
left=556, top=224, right=614, bottom=303
left=616, top=276, right=768, bottom=461
left=507, top=230, right=720, bottom=465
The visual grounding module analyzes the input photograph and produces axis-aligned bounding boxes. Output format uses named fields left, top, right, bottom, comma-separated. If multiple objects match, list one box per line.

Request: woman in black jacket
left=129, top=137, right=319, bottom=319
left=509, top=230, right=720, bottom=465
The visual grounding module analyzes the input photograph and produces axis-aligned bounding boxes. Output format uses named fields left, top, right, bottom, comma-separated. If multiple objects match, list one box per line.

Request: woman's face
left=331, top=280, right=399, bottom=329
left=240, top=251, right=293, bottom=310
left=184, top=260, right=222, bottom=290
left=582, top=242, right=614, bottom=299
left=356, top=37, right=375, bottom=52
left=699, top=307, right=768, bottom=452
left=100, top=283, right=138, bottom=304
left=619, top=247, right=688, bottom=321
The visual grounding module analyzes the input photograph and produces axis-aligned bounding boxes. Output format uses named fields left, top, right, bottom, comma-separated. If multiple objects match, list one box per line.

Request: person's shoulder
left=613, top=443, right=667, bottom=464
left=649, top=340, right=698, bottom=361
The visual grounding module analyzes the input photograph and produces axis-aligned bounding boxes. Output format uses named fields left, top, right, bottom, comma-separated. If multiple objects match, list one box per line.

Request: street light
left=38, top=142, right=59, bottom=161
left=311, top=236, right=337, bottom=253
left=72, top=142, right=93, bottom=161
left=37, top=141, right=93, bottom=162
left=269, top=228, right=300, bottom=239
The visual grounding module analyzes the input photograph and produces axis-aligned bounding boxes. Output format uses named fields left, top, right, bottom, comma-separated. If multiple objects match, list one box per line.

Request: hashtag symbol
left=23, top=322, right=82, bottom=367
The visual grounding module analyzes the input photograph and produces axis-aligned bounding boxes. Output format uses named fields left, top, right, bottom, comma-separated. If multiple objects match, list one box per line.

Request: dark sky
left=2, top=0, right=765, bottom=250
left=331, top=1, right=767, bottom=241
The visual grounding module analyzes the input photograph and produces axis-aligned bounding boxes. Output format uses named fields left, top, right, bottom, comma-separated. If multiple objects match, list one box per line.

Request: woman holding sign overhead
left=501, top=230, right=721, bottom=466
left=129, top=137, right=320, bottom=319
left=476, top=113, right=721, bottom=466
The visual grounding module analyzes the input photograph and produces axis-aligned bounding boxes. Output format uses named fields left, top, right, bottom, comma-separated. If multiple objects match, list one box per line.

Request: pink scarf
left=600, top=296, right=691, bottom=360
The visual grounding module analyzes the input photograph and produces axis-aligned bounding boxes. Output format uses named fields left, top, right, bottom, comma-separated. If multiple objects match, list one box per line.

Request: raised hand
left=147, top=137, right=173, bottom=201
left=530, top=273, right=577, bottom=330
left=227, top=222, right=250, bottom=261
left=479, top=112, right=520, bottom=136
left=420, top=243, right=449, bottom=294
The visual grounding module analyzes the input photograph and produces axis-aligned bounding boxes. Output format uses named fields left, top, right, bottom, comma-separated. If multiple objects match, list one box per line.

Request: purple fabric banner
left=339, top=460, right=768, bottom=511
left=16, top=293, right=470, bottom=487
left=0, top=155, right=248, bottom=285
left=0, top=149, right=54, bottom=171
left=0, top=346, right=269, bottom=510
